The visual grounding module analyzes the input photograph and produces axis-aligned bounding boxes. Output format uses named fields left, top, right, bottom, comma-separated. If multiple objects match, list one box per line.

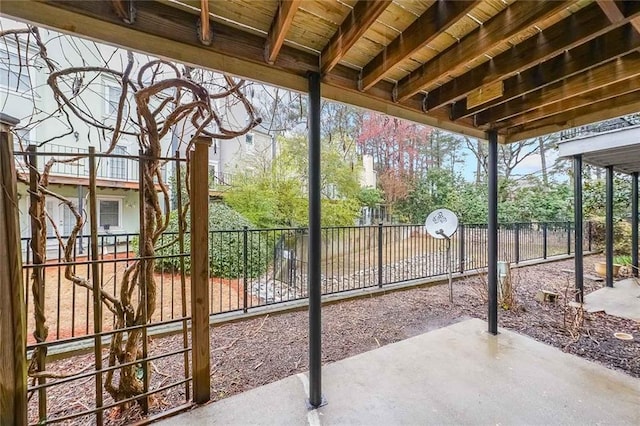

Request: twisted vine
left=2, top=25, right=261, bottom=412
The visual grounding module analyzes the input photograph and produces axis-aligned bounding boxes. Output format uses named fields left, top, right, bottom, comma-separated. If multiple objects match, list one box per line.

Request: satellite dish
left=425, top=208, right=458, bottom=239
left=425, top=208, right=459, bottom=304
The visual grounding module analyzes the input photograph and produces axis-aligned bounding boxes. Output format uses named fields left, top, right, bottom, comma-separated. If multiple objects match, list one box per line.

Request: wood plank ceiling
left=3, top=0, right=640, bottom=142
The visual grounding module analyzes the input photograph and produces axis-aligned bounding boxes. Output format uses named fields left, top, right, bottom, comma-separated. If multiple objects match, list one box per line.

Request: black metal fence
left=17, top=146, right=192, bottom=425
left=22, top=221, right=591, bottom=343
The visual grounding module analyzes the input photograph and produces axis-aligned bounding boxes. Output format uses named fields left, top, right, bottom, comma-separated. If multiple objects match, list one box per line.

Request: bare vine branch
left=1, top=23, right=261, bottom=410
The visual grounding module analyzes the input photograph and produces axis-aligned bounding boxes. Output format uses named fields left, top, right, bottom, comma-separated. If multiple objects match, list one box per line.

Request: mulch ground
left=32, top=255, right=639, bottom=425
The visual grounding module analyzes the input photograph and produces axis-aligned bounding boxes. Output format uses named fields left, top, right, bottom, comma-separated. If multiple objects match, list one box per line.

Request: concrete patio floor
left=158, top=318, right=640, bottom=425
left=582, top=278, right=640, bottom=321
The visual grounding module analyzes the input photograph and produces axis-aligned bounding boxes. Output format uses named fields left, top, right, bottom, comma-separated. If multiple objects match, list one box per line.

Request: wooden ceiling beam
left=395, top=0, right=570, bottom=103
left=322, top=70, right=479, bottom=137
left=264, top=0, right=302, bottom=64
left=423, top=2, right=640, bottom=111
left=493, top=73, right=640, bottom=130
left=597, top=0, right=640, bottom=32
left=505, top=89, right=640, bottom=142
left=320, top=0, right=392, bottom=75
left=450, top=24, right=640, bottom=120
left=474, top=54, right=640, bottom=127
left=597, top=0, right=625, bottom=22
left=0, top=0, right=487, bottom=141
left=359, top=0, right=479, bottom=92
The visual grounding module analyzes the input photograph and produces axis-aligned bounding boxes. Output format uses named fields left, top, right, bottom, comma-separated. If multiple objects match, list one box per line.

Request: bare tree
left=536, top=134, right=558, bottom=185
left=428, top=129, right=465, bottom=174
left=465, top=137, right=487, bottom=184
left=498, top=139, right=539, bottom=181
left=252, top=86, right=306, bottom=134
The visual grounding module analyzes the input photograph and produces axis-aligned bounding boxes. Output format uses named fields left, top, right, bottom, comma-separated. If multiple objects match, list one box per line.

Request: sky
left=456, top=141, right=566, bottom=183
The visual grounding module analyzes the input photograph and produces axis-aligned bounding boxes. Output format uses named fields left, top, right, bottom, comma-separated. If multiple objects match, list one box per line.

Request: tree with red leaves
left=357, top=112, right=433, bottom=210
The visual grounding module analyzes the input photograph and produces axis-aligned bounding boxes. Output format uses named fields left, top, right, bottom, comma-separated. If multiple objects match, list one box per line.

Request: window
left=107, top=85, right=120, bottom=115
left=104, top=82, right=128, bottom=118
left=99, top=199, right=120, bottom=229
left=109, top=145, right=128, bottom=179
left=62, top=201, right=78, bottom=236
left=0, top=50, right=31, bottom=92
left=45, top=200, right=58, bottom=238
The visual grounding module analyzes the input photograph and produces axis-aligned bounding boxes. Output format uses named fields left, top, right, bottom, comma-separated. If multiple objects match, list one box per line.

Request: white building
left=2, top=17, right=377, bottom=240
left=1, top=18, right=172, bottom=242
left=206, top=99, right=275, bottom=185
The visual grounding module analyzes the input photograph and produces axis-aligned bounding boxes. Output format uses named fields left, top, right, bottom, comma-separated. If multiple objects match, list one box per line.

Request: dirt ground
left=30, top=254, right=639, bottom=425
left=26, top=256, right=251, bottom=344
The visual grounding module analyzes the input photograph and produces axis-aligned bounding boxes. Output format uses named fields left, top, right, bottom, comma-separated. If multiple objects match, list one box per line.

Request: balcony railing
left=13, top=141, right=167, bottom=183
left=560, top=114, right=640, bottom=140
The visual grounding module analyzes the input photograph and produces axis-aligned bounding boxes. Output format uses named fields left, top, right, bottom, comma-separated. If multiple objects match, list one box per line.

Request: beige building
left=360, top=154, right=376, bottom=189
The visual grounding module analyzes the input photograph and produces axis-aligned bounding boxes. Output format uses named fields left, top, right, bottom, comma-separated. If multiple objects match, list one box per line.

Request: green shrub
left=589, top=216, right=632, bottom=255
left=357, top=187, right=384, bottom=209
left=155, top=203, right=270, bottom=279
left=613, top=255, right=632, bottom=266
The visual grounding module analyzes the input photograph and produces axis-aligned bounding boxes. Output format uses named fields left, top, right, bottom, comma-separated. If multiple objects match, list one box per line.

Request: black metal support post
left=77, top=185, right=85, bottom=254
left=378, top=222, right=383, bottom=288
left=632, top=172, right=638, bottom=277
left=487, top=131, right=498, bottom=335
left=459, top=223, right=465, bottom=273
left=243, top=226, right=248, bottom=313
left=514, top=223, right=520, bottom=264
left=543, top=223, right=548, bottom=259
left=573, top=155, right=584, bottom=303
left=307, top=71, right=323, bottom=408
left=606, top=165, right=614, bottom=288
